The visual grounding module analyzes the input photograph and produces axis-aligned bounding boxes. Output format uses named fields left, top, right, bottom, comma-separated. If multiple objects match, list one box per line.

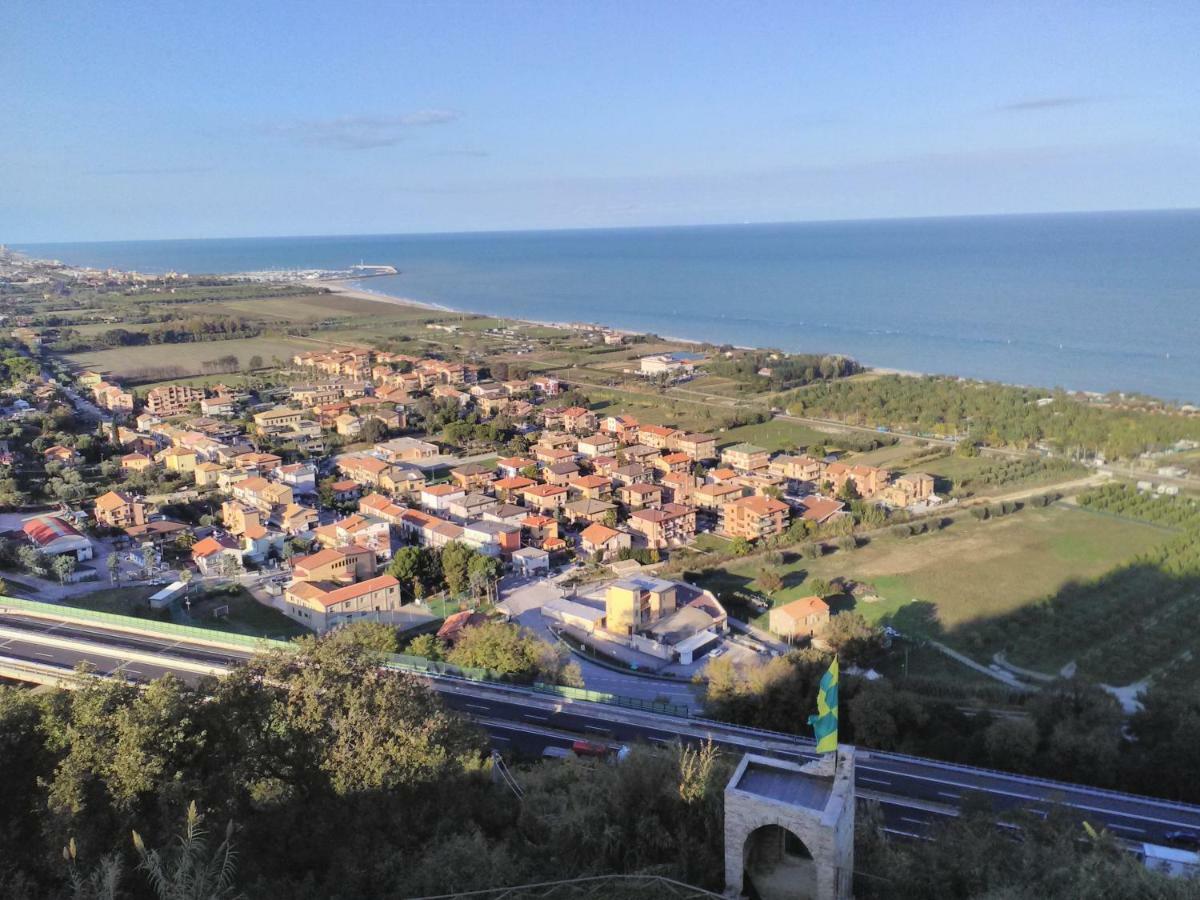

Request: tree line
left=784, top=374, right=1200, bottom=459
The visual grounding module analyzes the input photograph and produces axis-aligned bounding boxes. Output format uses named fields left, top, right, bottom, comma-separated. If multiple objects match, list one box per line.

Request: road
left=2, top=605, right=1199, bottom=849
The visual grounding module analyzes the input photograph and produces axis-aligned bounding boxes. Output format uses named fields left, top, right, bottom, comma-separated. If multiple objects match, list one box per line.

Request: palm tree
left=132, top=801, right=241, bottom=900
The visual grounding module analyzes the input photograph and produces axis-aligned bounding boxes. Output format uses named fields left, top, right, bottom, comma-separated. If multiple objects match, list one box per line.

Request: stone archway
left=742, top=823, right=817, bottom=900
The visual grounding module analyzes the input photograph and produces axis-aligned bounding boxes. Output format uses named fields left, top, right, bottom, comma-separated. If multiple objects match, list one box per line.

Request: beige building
left=146, top=384, right=205, bottom=417
left=720, top=494, right=789, bottom=541
left=721, top=442, right=771, bottom=472
left=284, top=574, right=403, bottom=634
left=604, top=576, right=678, bottom=636
left=768, top=595, right=830, bottom=641
left=627, top=503, right=697, bottom=549
left=93, top=490, right=146, bottom=529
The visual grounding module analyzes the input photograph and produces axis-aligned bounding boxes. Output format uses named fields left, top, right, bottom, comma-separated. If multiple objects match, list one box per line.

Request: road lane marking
left=859, top=777, right=892, bottom=787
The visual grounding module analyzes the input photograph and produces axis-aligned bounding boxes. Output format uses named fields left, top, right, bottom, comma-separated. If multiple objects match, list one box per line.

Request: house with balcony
left=719, top=494, right=789, bottom=541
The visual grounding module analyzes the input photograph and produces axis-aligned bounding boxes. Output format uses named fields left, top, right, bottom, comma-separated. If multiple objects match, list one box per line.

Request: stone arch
left=742, top=822, right=817, bottom=899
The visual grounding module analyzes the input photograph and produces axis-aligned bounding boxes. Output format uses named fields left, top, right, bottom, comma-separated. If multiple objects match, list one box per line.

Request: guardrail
left=532, top=682, right=689, bottom=717
left=0, top=596, right=293, bottom=654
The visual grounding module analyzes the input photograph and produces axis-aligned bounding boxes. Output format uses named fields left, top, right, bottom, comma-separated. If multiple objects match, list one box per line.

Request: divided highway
left=2, top=607, right=1198, bottom=847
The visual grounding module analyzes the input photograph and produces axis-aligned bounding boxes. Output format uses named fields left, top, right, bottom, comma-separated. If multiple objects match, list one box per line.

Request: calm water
left=16, top=210, right=1200, bottom=402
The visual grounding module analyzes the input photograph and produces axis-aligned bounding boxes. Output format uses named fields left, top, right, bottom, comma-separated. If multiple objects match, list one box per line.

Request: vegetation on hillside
left=784, top=374, right=1200, bottom=458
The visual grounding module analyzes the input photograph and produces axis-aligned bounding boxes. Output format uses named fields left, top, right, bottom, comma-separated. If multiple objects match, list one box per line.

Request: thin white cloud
left=269, top=111, right=460, bottom=149
left=996, top=96, right=1098, bottom=112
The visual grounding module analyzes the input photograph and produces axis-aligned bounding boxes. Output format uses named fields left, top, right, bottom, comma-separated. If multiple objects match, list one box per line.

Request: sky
left=4, top=1, right=1199, bottom=242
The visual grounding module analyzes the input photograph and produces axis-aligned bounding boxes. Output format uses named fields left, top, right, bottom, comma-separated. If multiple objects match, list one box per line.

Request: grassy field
left=715, top=419, right=841, bottom=452
left=687, top=504, right=1174, bottom=641
left=64, top=335, right=321, bottom=379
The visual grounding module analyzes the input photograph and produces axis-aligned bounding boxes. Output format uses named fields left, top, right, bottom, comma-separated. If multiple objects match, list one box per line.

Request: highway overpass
left=2, top=602, right=1199, bottom=848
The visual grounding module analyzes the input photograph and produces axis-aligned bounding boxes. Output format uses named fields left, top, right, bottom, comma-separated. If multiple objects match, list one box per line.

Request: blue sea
left=15, top=210, right=1200, bottom=402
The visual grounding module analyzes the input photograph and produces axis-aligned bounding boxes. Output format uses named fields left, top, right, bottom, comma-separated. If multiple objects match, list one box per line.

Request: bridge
left=2, top=599, right=1199, bottom=850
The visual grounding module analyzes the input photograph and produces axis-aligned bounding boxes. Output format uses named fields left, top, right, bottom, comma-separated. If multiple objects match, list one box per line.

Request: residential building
left=638, top=424, right=681, bottom=450
left=769, top=596, right=830, bottom=642
left=521, top=483, right=568, bottom=513
left=292, top=546, right=375, bottom=583
left=768, top=454, right=824, bottom=482
left=674, top=432, right=717, bottom=461
left=462, top=519, right=521, bottom=557
left=199, top=395, right=236, bottom=417
left=567, top=474, right=612, bottom=500
left=577, top=433, right=618, bottom=458
left=253, top=406, right=303, bottom=434
left=495, top=456, right=536, bottom=479
left=120, top=452, right=154, bottom=473
left=693, top=481, right=746, bottom=511
left=284, top=574, right=403, bottom=634
left=721, top=442, right=770, bottom=472
left=375, top=436, right=438, bottom=463
left=580, top=523, right=632, bottom=561
left=617, top=482, right=663, bottom=510
left=563, top=498, right=618, bottom=526
left=798, top=496, right=845, bottom=524
left=193, top=461, right=224, bottom=488
left=93, top=490, right=146, bottom=529
left=191, top=534, right=241, bottom=576
left=720, top=495, right=789, bottom=541
left=158, top=446, right=197, bottom=474
left=627, top=503, right=697, bottom=549
left=421, top=483, right=466, bottom=513
left=275, top=462, right=317, bottom=495
left=511, top=546, right=550, bottom=576
left=604, top=576, right=677, bottom=635
left=146, top=384, right=205, bottom=417
left=450, top=462, right=496, bottom=492
left=447, top=491, right=499, bottom=522
left=660, top=472, right=700, bottom=504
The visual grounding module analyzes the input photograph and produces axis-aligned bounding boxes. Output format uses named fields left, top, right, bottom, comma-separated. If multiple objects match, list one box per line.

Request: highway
left=3, top=607, right=1199, bottom=847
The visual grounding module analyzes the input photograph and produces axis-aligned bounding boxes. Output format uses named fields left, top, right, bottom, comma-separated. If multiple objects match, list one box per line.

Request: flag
left=807, top=657, right=838, bottom=753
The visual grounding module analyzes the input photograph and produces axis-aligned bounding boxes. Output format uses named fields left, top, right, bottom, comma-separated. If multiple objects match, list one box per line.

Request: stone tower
left=723, top=749, right=855, bottom=900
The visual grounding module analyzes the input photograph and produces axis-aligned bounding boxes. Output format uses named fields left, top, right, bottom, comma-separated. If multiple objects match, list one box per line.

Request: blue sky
left=4, top=1, right=1199, bottom=242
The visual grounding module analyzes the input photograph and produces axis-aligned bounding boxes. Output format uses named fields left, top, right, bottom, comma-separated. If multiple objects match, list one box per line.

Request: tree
left=51, top=553, right=77, bottom=585
left=520, top=465, right=539, bottom=481
left=983, top=717, right=1038, bottom=772
left=178, top=569, right=192, bottom=597
left=806, top=577, right=831, bottom=598
left=757, top=569, right=784, bottom=593
left=439, top=542, right=473, bottom=595
left=17, top=544, right=46, bottom=576
left=836, top=478, right=860, bottom=502
left=107, top=553, right=121, bottom=585
left=820, top=612, right=885, bottom=666
left=446, top=621, right=563, bottom=683
left=406, top=633, right=445, bottom=661
left=387, top=546, right=429, bottom=595
left=466, top=553, right=501, bottom=601
left=729, top=536, right=751, bottom=557
left=360, top=417, right=388, bottom=445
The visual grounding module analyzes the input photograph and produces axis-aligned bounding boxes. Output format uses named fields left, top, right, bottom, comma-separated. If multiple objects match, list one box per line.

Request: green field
left=689, top=504, right=1174, bottom=641
left=715, top=419, right=842, bottom=453
left=65, top=335, right=321, bottom=379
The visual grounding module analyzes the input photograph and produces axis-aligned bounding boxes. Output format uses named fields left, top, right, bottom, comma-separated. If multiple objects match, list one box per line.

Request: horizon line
left=8, top=204, right=1200, bottom=248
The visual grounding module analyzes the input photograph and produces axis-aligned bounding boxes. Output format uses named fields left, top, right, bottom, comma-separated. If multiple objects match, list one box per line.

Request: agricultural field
left=714, top=418, right=844, bottom=453
left=63, top=334, right=321, bottom=380
left=687, top=503, right=1174, bottom=644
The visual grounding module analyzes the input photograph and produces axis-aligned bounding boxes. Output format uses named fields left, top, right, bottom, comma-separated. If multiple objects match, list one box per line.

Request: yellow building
left=158, top=446, right=198, bottom=474
left=604, top=576, right=678, bottom=636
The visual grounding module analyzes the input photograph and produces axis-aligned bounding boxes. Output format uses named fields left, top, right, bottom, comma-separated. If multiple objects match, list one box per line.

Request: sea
left=15, top=209, right=1200, bottom=403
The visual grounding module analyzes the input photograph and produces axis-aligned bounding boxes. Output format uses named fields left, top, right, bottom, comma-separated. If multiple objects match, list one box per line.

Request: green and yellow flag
left=807, top=657, right=839, bottom=753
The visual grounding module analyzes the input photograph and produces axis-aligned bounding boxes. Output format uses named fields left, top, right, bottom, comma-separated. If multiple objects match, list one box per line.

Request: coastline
left=313, top=279, right=920, bottom=379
